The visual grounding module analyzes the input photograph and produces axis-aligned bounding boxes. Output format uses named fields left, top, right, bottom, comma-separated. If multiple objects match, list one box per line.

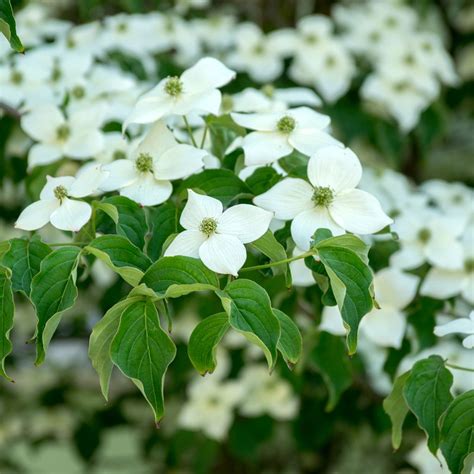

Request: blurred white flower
left=434, top=311, right=474, bottom=349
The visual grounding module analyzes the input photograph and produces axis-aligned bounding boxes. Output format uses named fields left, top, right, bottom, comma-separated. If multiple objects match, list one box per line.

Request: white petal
left=164, top=230, right=207, bottom=258
left=290, top=107, right=331, bottom=130
left=217, top=204, right=273, bottom=243
left=21, top=105, right=64, bottom=142
left=241, top=131, right=293, bottom=166
left=231, top=112, right=281, bottom=132
left=420, top=268, right=466, bottom=299
left=40, top=176, right=75, bottom=200
left=154, top=145, right=205, bottom=180
left=174, top=89, right=222, bottom=116
left=290, top=248, right=315, bottom=287
left=181, top=57, right=235, bottom=94
left=425, top=237, right=464, bottom=270
left=49, top=198, right=92, bottom=231
left=15, top=199, right=59, bottom=231
left=101, top=160, right=137, bottom=191
left=329, top=189, right=393, bottom=234
left=28, top=143, right=63, bottom=168
left=253, top=178, right=313, bottom=220
left=274, top=88, right=322, bottom=107
left=390, top=244, right=426, bottom=270
left=180, top=190, right=223, bottom=230
left=291, top=207, right=344, bottom=250
left=361, top=308, right=406, bottom=349
left=434, top=318, right=474, bottom=337
left=123, top=95, right=173, bottom=130
left=120, top=174, right=172, bottom=206
left=64, top=130, right=104, bottom=159
left=199, top=234, right=247, bottom=276
left=135, top=120, right=177, bottom=156
left=320, top=305, right=346, bottom=336
left=373, top=268, right=419, bottom=310
left=289, top=128, right=342, bottom=157
left=462, top=335, right=474, bottom=349
left=462, top=275, right=474, bottom=305
left=69, top=163, right=109, bottom=198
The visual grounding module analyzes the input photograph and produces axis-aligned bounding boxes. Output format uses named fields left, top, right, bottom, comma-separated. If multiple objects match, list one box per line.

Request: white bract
left=165, top=190, right=273, bottom=275
left=254, top=146, right=392, bottom=250
left=15, top=170, right=108, bottom=232
left=434, top=311, right=474, bottom=349
left=102, top=121, right=206, bottom=206
left=21, top=104, right=105, bottom=168
left=231, top=107, right=341, bottom=166
left=123, top=57, right=235, bottom=130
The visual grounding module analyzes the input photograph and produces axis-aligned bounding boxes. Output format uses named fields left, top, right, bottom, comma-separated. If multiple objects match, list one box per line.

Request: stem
left=183, top=116, right=197, bottom=147
left=200, top=124, right=209, bottom=149
left=239, top=251, right=315, bottom=273
left=48, top=242, right=88, bottom=247
left=445, top=362, right=474, bottom=373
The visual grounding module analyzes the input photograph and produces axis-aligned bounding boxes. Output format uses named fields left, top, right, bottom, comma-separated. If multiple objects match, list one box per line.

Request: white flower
left=21, top=104, right=105, bottom=168
left=102, top=121, right=206, bottom=206
left=15, top=171, right=107, bottom=232
left=123, top=57, right=235, bottom=130
left=232, top=107, right=341, bottom=166
left=254, top=146, right=393, bottom=250
left=434, top=312, right=474, bottom=349
left=407, top=440, right=449, bottom=474
left=165, top=190, right=273, bottom=276
left=290, top=247, right=315, bottom=287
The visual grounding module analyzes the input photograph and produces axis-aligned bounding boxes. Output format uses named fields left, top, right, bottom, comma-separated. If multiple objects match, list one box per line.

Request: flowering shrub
left=0, top=1, right=473, bottom=472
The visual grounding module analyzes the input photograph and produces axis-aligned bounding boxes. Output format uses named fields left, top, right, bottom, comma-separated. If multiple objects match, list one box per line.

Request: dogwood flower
left=434, top=312, right=474, bottom=349
left=165, top=190, right=273, bottom=275
left=102, top=121, right=206, bottom=206
left=232, top=107, right=341, bottom=166
left=123, top=57, right=235, bottom=130
left=254, top=146, right=392, bottom=250
left=21, top=104, right=105, bottom=168
left=15, top=171, right=108, bottom=232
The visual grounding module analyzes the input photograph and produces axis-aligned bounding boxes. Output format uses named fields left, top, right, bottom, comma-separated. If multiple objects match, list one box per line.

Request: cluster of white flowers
left=0, top=1, right=458, bottom=132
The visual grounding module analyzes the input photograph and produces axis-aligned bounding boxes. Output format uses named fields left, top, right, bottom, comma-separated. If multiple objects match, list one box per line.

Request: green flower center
left=199, top=217, right=217, bottom=237
left=66, top=37, right=76, bottom=48
left=51, top=66, right=62, bottom=82
left=221, top=94, right=234, bottom=112
left=253, top=43, right=265, bottom=55
left=386, top=16, right=398, bottom=27
left=10, top=70, right=23, bottom=84
left=135, top=153, right=153, bottom=173
left=53, top=185, right=68, bottom=201
left=276, top=115, right=296, bottom=134
left=464, top=258, right=474, bottom=273
left=261, top=84, right=274, bottom=98
left=417, top=228, right=431, bottom=243
left=305, top=33, right=319, bottom=44
left=369, top=31, right=381, bottom=42
left=164, top=76, right=184, bottom=97
left=117, top=22, right=128, bottom=33
left=312, top=186, right=334, bottom=207
left=393, top=81, right=410, bottom=92
left=404, top=54, right=416, bottom=65
left=71, top=86, right=85, bottom=99
left=56, top=125, right=71, bottom=141
left=325, top=55, right=337, bottom=68
left=113, top=150, right=127, bottom=160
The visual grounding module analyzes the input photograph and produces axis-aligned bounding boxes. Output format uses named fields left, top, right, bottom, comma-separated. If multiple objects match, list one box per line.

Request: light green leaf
left=93, top=201, right=119, bottom=223
left=30, top=247, right=82, bottom=365
left=316, top=232, right=370, bottom=264
left=188, top=312, right=229, bottom=375
left=88, top=296, right=142, bottom=400
left=0, top=0, right=24, bottom=52
left=403, top=355, right=453, bottom=454
left=245, top=166, right=282, bottom=195
left=205, top=114, right=246, bottom=159
left=141, top=256, right=219, bottom=297
left=311, top=331, right=352, bottom=411
left=440, top=390, right=474, bottom=474
left=111, top=299, right=176, bottom=423
left=0, top=241, right=11, bottom=260
left=146, top=203, right=178, bottom=261
left=85, top=235, right=151, bottom=287
left=220, top=279, right=280, bottom=369
left=273, top=308, right=302, bottom=367
left=2, top=237, right=51, bottom=296
left=0, top=266, right=14, bottom=381
left=383, top=371, right=411, bottom=450
left=249, top=230, right=291, bottom=285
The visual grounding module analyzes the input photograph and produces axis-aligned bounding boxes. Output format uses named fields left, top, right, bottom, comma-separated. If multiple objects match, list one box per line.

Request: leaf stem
left=445, top=362, right=474, bottom=373
left=48, top=242, right=88, bottom=247
left=183, top=116, right=197, bottom=147
left=240, top=251, right=315, bottom=273
left=200, top=124, right=209, bottom=149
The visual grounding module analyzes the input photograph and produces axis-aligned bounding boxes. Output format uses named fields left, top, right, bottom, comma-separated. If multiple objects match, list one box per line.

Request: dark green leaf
left=278, top=151, right=308, bottom=178
left=146, top=203, right=178, bottom=261
left=273, top=308, right=302, bottom=367
left=205, top=114, right=246, bottom=159
left=245, top=166, right=282, bottom=195
left=0, top=0, right=24, bottom=52
left=0, top=266, right=14, bottom=380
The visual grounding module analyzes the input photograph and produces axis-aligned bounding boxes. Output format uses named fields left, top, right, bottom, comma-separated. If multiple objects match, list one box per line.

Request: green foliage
left=0, top=266, right=14, bottom=381
left=205, top=114, right=246, bottom=159
left=30, top=246, right=82, bottom=365
left=110, top=299, right=176, bottom=423
left=146, top=203, right=178, bottom=261
left=188, top=312, right=229, bottom=375
left=273, top=308, right=302, bottom=367
left=0, top=0, right=24, bottom=52
left=244, top=166, right=282, bottom=194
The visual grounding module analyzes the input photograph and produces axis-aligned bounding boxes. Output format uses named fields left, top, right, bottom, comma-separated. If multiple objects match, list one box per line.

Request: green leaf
left=311, top=331, right=352, bottom=411
left=88, top=296, right=142, bottom=400
left=141, top=256, right=219, bottom=297
left=0, top=241, right=10, bottom=260
left=30, top=247, right=82, bottom=365
left=315, top=232, right=370, bottom=265
left=2, top=237, right=51, bottom=296
left=146, top=203, right=178, bottom=261
left=111, top=299, right=176, bottom=423
left=316, top=243, right=374, bottom=354
left=0, top=266, right=14, bottom=381
left=245, top=166, right=282, bottom=195
left=85, top=235, right=151, bottom=286
left=220, top=279, right=280, bottom=369
left=439, top=390, right=474, bottom=474
left=96, top=196, right=148, bottom=249
left=273, top=309, right=302, bottom=367
left=93, top=201, right=119, bottom=223
left=205, top=114, right=246, bottom=159
left=0, top=0, right=24, bottom=52
left=383, top=371, right=411, bottom=450
left=403, top=355, right=453, bottom=454
left=178, top=169, right=250, bottom=206
left=278, top=151, right=308, bottom=178
left=188, top=312, right=229, bottom=375
left=249, top=230, right=291, bottom=285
